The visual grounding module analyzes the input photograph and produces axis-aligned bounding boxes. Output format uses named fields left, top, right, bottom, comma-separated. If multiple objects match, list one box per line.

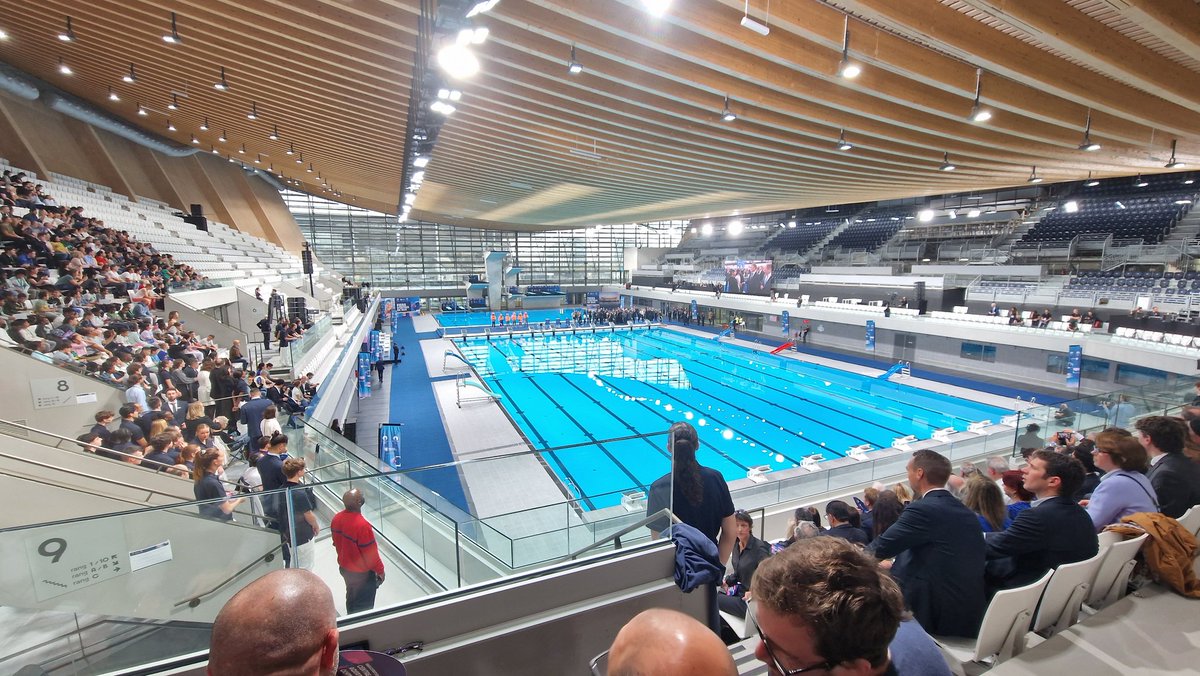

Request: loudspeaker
left=190, top=203, right=204, bottom=217
left=913, top=281, right=927, bottom=302
left=182, top=215, right=208, bottom=232
left=301, top=248, right=313, bottom=275
left=286, top=296, right=307, bottom=320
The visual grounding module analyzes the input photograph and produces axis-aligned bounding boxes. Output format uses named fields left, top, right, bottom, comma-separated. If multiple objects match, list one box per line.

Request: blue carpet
left=386, top=317, right=470, bottom=513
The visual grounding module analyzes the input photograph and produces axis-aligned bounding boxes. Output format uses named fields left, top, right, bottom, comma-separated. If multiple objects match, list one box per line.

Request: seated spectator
left=867, top=490, right=905, bottom=544
left=824, top=500, right=868, bottom=546
left=207, top=569, right=340, bottom=676
left=1082, top=430, right=1158, bottom=531
left=859, top=485, right=880, bottom=539
left=1071, top=442, right=1103, bottom=499
left=607, top=608, right=736, bottom=676
left=1016, top=423, right=1043, bottom=454
left=1001, top=470, right=1035, bottom=521
left=717, top=509, right=771, bottom=620
left=891, top=482, right=914, bottom=505
left=869, top=450, right=986, bottom=638
left=1137, top=416, right=1200, bottom=518
left=985, top=450, right=1099, bottom=592
left=963, top=475, right=1012, bottom=533
left=1054, top=403, right=1076, bottom=426
left=777, top=506, right=822, bottom=551
left=752, top=537, right=952, bottom=676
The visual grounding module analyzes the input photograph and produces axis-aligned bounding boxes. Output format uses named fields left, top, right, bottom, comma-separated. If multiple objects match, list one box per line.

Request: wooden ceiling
left=1, top=0, right=1198, bottom=231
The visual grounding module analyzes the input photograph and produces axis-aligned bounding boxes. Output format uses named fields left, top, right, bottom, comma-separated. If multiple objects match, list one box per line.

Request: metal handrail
left=173, top=543, right=283, bottom=608
left=567, top=508, right=679, bottom=561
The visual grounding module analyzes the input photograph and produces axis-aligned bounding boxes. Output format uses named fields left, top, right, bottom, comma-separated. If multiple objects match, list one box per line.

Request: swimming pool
left=453, top=327, right=1010, bottom=509
left=436, top=308, right=588, bottom=328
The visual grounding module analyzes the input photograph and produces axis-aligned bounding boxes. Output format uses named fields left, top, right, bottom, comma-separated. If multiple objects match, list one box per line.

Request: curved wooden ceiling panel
left=0, top=0, right=1195, bottom=229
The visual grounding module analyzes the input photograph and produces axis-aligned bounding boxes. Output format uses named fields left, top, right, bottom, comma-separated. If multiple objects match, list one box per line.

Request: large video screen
left=723, top=259, right=774, bottom=296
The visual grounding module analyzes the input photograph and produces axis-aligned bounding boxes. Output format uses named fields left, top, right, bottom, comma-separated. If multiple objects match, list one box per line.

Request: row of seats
left=1020, top=194, right=1194, bottom=245
left=1113, top=326, right=1200, bottom=349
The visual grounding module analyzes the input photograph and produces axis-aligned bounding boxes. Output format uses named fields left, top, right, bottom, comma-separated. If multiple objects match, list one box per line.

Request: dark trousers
left=341, top=568, right=379, bottom=613
left=262, top=331, right=271, bottom=351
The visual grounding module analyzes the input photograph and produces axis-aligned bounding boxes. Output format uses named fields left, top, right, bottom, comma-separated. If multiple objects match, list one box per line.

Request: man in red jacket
left=331, top=488, right=385, bottom=613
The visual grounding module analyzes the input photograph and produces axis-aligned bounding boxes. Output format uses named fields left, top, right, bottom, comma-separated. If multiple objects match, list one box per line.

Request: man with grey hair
left=207, top=569, right=339, bottom=676
left=986, top=456, right=1010, bottom=502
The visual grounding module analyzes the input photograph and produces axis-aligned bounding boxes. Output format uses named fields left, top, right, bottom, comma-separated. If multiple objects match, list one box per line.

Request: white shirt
left=1149, top=453, right=1165, bottom=467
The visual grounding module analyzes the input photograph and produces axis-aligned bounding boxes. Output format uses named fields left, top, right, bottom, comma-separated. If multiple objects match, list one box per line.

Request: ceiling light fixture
left=218, top=130, right=227, bottom=142
left=721, top=95, right=737, bottom=122
left=413, top=155, right=430, bottom=168
left=567, top=45, right=583, bottom=75
left=438, top=32, right=482, bottom=79
left=641, top=0, right=672, bottom=16
left=466, top=0, right=501, bottom=18
left=967, top=209, right=981, bottom=218
left=247, top=102, right=258, bottom=120
left=918, top=209, right=935, bottom=222
left=969, top=69, right=991, bottom=123
left=306, top=163, right=314, bottom=173
left=430, top=100, right=456, bottom=115
left=137, top=103, right=147, bottom=116
left=58, top=16, right=75, bottom=42
left=269, top=124, right=279, bottom=141
left=740, top=0, right=770, bottom=36
left=167, top=93, right=179, bottom=110
left=1084, top=170, right=1099, bottom=187
left=107, top=87, right=119, bottom=102
left=167, top=119, right=176, bottom=132
left=238, top=143, right=245, bottom=154
left=0, top=29, right=7, bottom=40
left=838, top=16, right=861, bottom=79
left=836, top=129, right=852, bottom=151
left=163, top=11, right=181, bottom=44
left=214, top=66, right=229, bottom=91
left=296, top=151, right=303, bottom=164
left=286, top=143, right=295, bottom=156
left=57, top=58, right=72, bottom=76
left=1078, top=110, right=1100, bottom=151
left=1135, top=173, right=1149, bottom=187
left=199, top=117, right=209, bottom=131
left=254, top=154, right=261, bottom=164
left=938, top=152, right=955, bottom=172
left=1115, top=200, right=1126, bottom=209
left=1166, top=139, right=1185, bottom=169
left=122, top=63, right=137, bottom=84
left=1027, top=166, right=1042, bottom=184
left=190, top=134, right=199, bottom=144
left=1064, top=201, right=1079, bottom=213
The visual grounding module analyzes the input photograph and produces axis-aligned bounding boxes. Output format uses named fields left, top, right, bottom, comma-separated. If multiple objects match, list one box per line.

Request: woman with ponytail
left=646, top=422, right=737, bottom=563
left=193, top=448, right=244, bottom=521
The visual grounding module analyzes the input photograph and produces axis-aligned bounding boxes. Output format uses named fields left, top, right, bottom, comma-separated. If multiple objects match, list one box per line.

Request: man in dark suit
left=162, top=387, right=186, bottom=425
left=870, top=449, right=986, bottom=639
left=1137, top=416, right=1200, bottom=519
left=985, top=450, right=1098, bottom=591
left=238, top=388, right=273, bottom=453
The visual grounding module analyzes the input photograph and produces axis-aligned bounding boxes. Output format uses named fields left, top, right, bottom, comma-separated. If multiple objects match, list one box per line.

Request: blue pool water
left=453, top=327, right=1010, bottom=509
left=436, top=308, right=587, bottom=328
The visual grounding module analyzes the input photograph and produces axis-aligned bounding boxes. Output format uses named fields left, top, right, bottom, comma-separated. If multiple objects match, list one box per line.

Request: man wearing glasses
left=749, top=537, right=951, bottom=676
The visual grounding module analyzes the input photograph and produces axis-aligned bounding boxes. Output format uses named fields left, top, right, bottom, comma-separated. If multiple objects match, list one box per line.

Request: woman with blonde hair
left=891, top=482, right=914, bottom=505
left=962, top=475, right=1011, bottom=532
left=147, top=418, right=169, bottom=440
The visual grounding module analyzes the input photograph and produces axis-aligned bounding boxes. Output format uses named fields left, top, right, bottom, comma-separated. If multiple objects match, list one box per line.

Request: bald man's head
left=208, top=569, right=339, bottom=676
left=607, top=608, right=735, bottom=676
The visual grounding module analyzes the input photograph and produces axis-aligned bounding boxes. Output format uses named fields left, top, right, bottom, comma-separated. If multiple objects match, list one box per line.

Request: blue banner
left=781, top=310, right=790, bottom=336
left=395, top=296, right=421, bottom=315
left=1066, top=344, right=1082, bottom=388
left=357, top=352, right=372, bottom=398
left=381, top=299, right=395, bottom=322
left=379, top=423, right=404, bottom=468
left=690, top=299, right=698, bottom=322
left=369, top=330, right=382, bottom=362
left=866, top=320, right=876, bottom=350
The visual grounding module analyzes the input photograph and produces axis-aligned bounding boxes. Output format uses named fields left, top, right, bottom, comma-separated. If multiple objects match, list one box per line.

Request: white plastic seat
left=934, top=569, right=1053, bottom=671
left=1177, top=506, right=1200, bottom=536
left=1086, top=532, right=1148, bottom=610
left=1031, top=549, right=1106, bottom=636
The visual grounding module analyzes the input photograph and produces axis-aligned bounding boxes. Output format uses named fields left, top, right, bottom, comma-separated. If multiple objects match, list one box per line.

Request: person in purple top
left=1082, top=430, right=1158, bottom=531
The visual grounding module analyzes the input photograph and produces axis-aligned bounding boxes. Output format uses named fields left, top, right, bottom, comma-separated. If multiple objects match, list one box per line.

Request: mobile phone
left=854, top=497, right=868, bottom=512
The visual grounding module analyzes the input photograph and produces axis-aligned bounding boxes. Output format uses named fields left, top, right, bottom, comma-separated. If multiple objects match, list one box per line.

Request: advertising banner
left=781, top=310, right=790, bottom=336
left=866, top=320, right=876, bottom=350
left=357, top=352, right=372, bottom=398
left=1066, top=344, right=1082, bottom=388
left=369, top=330, right=381, bottom=363
left=379, top=423, right=404, bottom=468
left=690, top=299, right=698, bottom=322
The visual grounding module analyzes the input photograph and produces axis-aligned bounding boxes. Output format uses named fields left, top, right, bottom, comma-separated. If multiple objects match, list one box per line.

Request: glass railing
left=1010, top=379, right=1193, bottom=443
left=280, top=313, right=333, bottom=369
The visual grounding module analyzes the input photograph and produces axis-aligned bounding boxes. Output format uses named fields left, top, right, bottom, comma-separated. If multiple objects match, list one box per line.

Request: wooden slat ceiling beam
left=0, top=0, right=1196, bottom=230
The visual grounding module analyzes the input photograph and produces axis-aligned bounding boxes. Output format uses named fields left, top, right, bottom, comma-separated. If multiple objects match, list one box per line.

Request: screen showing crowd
left=723, top=259, right=773, bottom=296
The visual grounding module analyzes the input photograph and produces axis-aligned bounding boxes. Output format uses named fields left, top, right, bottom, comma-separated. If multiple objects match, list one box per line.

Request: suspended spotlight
left=1078, top=110, right=1100, bottom=151
left=1064, top=201, right=1079, bottom=213
left=167, top=119, right=176, bottom=132
left=1027, top=166, right=1043, bottom=184
left=167, top=93, right=179, bottom=110
left=938, top=152, right=956, bottom=171
left=306, top=163, right=314, bottom=173
left=0, top=30, right=8, bottom=40
left=1135, top=173, right=1149, bottom=187
left=58, top=16, right=75, bottom=42
left=700, top=222, right=714, bottom=236
left=286, top=143, right=295, bottom=155
left=122, top=63, right=137, bottom=84
left=137, top=103, right=147, bottom=116
left=199, top=117, right=209, bottom=131
left=247, top=102, right=258, bottom=120
left=238, top=143, right=246, bottom=154
left=107, top=87, right=119, bottom=102
left=838, top=16, right=861, bottom=79
left=218, top=130, right=227, bottom=142
left=57, top=57, right=72, bottom=75
left=966, top=209, right=981, bottom=218
left=836, top=129, right=852, bottom=151
left=430, top=100, right=457, bottom=115
left=1084, top=171, right=1099, bottom=187
left=411, top=170, right=425, bottom=184
left=948, top=209, right=957, bottom=219
left=1166, top=139, right=1185, bottom=169
left=269, top=124, right=279, bottom=141
left=740, top=0, right=770, bottom=36
left=567, top=45, right=583, bottom=75
left=438, top=37, right=481, bottom=79
left=214, top=66, right=230, bottom=91
left=296, top=152, right=304, bottom=164
left=918, top=209, right=935, bottom=222
left=413, top=156, right=430, bottom=168
left=969, top=69, right=991, bottom=123
left=641, top=0, right=672, bottom=16
left=721, top=95, right=737, bottom=122
left=727, top=219, right=744, bottom=236
left=190, top=134, right=199, bottom=144
left=466, top=0, right=501, bottom=18
left=163, top=12, right=181, bottom=44
left=1115, top=200, right=1126, bottom=209
left=404, top=192, right=416, bottom=205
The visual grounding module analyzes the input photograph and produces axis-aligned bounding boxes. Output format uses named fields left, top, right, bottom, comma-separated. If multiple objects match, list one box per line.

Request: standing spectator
left=646, top=421, right=736, bottom=632
left=193, top=449, right=242, bottom=521
left=238, top=387, right=273, bottom=453
left=89, top=409, right=115, bottom=447
left=331, top=488, right=385, bottom=613
left=1137, top=416, right=1200, bottom=518
left=260, top=405, right=283, bottom=439
left=868, top=449, right=986, bottom=639
left=280, top=457, right=318, bottom=570
left=868, top=490, right=905, bottom=542
left=256, top=315, right=272, bottom=351
left=118, top=404, right=148, bottom=449
left=824, top=500, right=868, bottom=545
left=717, top=509, right=770, bottom=621
left=125, top=374, right=148, bottom=410
left=984, top=450, right=1099, bottom=592
left=1083, top=430, right=1158, bottom=531
left=1103, top=394, right=1135, bottom=429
